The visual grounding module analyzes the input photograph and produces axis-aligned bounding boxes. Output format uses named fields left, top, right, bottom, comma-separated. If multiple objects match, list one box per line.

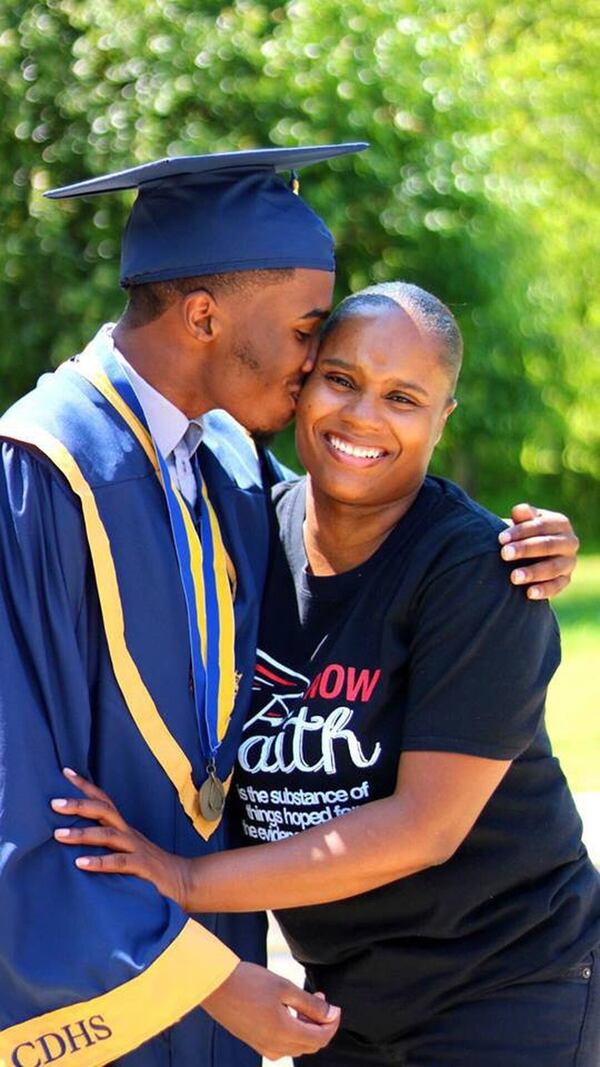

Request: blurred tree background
left=0, top=0, right=598, bottom=539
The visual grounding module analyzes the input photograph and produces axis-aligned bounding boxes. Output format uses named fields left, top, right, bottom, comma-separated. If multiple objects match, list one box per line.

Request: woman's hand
left=500, top=503, right=579, bottom=599
left=51, top=768, right=191, bottom=909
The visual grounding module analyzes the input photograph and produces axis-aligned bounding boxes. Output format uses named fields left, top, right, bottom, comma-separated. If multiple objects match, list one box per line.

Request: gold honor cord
left=73, top=357, right=210, bottom=684
left=1, top=420, right=231, bottom=842
left=73, top=355, right=238, bottom=749
left=73, top=355, right=240, bottom=822
left=201, top=480, right=236, bottom=744
left=65, top=354, right=238, bottom=592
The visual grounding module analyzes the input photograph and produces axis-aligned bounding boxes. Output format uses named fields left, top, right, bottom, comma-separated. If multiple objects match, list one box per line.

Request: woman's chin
left=308, top=470, right=379, bottom=507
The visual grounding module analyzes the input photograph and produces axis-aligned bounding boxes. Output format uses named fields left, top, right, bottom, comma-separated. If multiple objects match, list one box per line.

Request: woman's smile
left=322, top=431, right=389, bottom=466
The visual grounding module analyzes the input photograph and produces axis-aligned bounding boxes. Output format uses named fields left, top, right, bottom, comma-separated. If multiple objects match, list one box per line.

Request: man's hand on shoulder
left=499, top=503, right=579, bottom=600
left=202, top=961, right=340, bottom=1060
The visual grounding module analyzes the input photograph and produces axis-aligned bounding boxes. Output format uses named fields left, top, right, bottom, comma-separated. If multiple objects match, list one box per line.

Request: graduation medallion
left=199, top=764, right=226, bottom=822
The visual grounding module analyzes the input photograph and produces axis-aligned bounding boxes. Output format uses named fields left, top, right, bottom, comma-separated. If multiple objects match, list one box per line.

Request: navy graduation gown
left=0, top=341, right=272, bottom=1067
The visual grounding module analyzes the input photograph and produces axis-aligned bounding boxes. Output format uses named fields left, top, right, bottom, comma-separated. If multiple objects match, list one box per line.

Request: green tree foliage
left=0, top=0, right=598, bottom=536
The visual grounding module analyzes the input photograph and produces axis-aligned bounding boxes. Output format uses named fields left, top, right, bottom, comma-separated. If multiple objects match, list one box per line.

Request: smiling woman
left=297, top=288, right=457, bottom=532
left=296, top=285, right=460, bottom=574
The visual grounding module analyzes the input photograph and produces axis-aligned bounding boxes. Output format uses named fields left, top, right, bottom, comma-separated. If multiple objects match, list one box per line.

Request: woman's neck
left=303, top=476, right=419, bottom=576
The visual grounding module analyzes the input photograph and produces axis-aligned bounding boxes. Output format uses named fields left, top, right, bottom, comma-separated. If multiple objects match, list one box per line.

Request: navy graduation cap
left=45, top=143, right=368, bottom=286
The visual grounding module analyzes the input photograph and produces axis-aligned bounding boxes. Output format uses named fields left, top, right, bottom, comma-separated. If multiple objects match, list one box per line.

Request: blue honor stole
left=75, top=342, right=237, bottom=826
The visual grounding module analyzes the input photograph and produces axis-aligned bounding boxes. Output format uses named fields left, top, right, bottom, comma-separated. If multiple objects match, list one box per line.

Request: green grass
left=546, top=555, right=600, bottom=792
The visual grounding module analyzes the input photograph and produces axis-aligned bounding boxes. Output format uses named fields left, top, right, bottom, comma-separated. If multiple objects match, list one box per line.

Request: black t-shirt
left=233, top=475, right=600, bottom=1043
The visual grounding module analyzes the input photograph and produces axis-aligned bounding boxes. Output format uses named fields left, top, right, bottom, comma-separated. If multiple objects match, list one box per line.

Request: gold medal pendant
left=199, top=765, right=226, bottom=822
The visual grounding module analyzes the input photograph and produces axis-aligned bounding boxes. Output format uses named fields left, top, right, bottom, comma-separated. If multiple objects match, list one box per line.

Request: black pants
left=296, top=952, right=599, bottom=1067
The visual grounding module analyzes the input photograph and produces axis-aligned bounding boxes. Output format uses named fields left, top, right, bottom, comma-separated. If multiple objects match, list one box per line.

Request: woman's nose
left=341, top=391, right=381, bottom=428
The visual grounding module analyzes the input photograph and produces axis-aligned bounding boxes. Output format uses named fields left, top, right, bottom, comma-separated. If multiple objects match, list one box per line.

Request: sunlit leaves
left=0, top=0, right=598, bottom=534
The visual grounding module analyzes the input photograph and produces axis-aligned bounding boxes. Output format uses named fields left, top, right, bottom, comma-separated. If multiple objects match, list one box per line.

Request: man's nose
left=301, top=337, right=320, bottom=373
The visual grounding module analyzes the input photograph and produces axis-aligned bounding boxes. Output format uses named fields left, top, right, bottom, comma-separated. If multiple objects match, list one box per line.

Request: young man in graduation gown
left=0, top=146, right=352, bottom=1067
left=0, top=145, right=579, bottom=1067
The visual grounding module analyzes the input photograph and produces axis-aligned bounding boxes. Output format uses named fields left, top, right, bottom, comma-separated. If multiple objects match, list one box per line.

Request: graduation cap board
left=45, top=143, right=368, bottom=286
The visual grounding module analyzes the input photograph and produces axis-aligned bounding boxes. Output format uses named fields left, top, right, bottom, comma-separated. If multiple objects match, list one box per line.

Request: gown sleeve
left=0, top=444, right=238, bottom=1067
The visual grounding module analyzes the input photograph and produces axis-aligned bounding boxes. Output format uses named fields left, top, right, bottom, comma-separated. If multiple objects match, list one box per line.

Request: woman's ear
left=435, top=397, right=457, bottom=444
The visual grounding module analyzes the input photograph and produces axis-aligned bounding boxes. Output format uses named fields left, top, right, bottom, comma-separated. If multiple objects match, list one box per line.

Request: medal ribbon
left=72, top=341, right=236, bottom=769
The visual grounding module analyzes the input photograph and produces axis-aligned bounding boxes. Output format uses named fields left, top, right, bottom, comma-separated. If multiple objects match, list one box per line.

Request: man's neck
left=112, top=320, right=211, bottom=419
left=303, top=476, right=418, bottom=576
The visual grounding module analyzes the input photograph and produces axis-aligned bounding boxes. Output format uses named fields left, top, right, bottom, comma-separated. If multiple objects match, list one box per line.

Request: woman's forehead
left=319, top=303, right=429, bottom=353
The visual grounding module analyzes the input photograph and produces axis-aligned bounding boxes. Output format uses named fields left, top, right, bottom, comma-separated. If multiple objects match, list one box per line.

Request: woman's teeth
left=327, top=434, right=385, bottom=460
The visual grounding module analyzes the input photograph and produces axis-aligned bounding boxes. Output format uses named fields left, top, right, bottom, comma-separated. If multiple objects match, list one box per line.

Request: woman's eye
left=388, top=393, right=415, bottom=405
left=325, top=373, right=354, bottom=388
left=295, top=330, right=312, bottom=342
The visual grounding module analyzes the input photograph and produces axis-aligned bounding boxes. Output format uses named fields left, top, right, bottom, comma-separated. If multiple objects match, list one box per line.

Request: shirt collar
left=105, top=326, right=203, bottom=460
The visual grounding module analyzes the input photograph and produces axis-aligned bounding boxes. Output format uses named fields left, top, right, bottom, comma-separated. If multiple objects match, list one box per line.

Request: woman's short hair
left=321, top=281, right=463, bottom=392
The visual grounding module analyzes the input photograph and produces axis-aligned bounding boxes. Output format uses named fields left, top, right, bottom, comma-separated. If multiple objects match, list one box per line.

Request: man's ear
left=181, top=289, right=222, bottom=342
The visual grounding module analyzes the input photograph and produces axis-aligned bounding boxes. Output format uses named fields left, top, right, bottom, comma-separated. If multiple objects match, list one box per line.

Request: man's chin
left=248, top=429, right=276, bottom=448
left=246, top=411, right=295, bottom=441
